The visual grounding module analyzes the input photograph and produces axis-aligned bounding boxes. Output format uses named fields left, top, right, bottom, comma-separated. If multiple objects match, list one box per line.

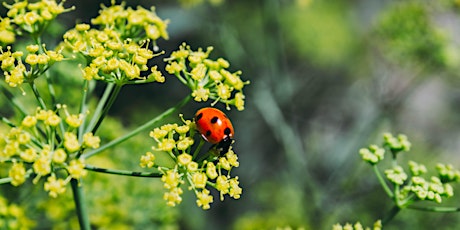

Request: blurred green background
left=4, top=0, right=460, bottom=229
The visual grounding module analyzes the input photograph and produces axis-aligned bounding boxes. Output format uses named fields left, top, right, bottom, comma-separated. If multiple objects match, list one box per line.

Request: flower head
left=165, top=43, right=249, bottom=110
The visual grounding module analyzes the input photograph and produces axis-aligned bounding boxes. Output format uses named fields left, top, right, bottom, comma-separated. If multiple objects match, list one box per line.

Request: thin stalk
left=408, top=205, right=460, bottom=212
left=29, top=81, right=47, bottom=109
left=85, top=83, right=115, bottom=134
left=90, top=83, right=123, bottom=134
left=82, top=95, right=191, bottom=159
left=373, top=165, right=394, bottom=198
left=0, top=84, right=28, bottom=117
left=382, top=205, right=401, bottom=225
left=85, top=164, right=161, bottom=177
left=0, top=177, right=12, bottom=184
left=70, top=179, right=91, bottom=230
left=78, top=80, right=90, bottom=140
left=192, top=139, right=206, bottom=159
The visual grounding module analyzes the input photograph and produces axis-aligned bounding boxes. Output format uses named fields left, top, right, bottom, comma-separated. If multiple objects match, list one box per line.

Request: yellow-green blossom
left=9, top=162, right=27, bottom=186
left=165, top=43, right=249, bottom=110
left=163, top=187, right=183, bottom=207
left=44, top=175, right=67, bottom=198
left=82, top=132, right=100, bottom=149
left=196, top=189, right=213, bottom=210
left=140, top=152, right=156, bottom=168
left=67, top=159, right=87, bottom=179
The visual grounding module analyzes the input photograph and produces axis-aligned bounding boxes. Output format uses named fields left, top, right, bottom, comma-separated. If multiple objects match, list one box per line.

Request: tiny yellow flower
left=229, top=177, right=242, bottom=199
left=218, top=157, right=231, bottom=171
left=209, top=70, right=223, bottom=81
left=17, top=132, right=30, bottom=145
left=21, top=115, right=37, bottom=128
left=45, top=113, right=61, bottom=127
left=217, top=83, right=231, bottom=100
left=187, top=161, right=198, bottom=172
left=64, top=132, right=80, bottom=152
left=226, top=149, right=239, bottom=167
left=65, top=114, right=83, bottom=128
left=26, top=44, right=40, bottom=53
left=83, top=132, right=100, bottom=149
left=75, top=23, right=90, bottom=31
left=191, top=63, right=206, bottom=81
left=161, top=170, right=182, bottom=189
left=33, top=156, right=51, bottom=176
left=176, top=138, right=193, bottom=151
left=206, top=162, right=218, bottom=179
left=20, top=148, right=37, bottom=162
left=192, top=85, right=210, bottom=102
left=44, top=175, right=67, bottom=198
left=192, top=172, right=207, bottom=189
left=177, top=153, right=192, bottom=166
left=67, top=159, right=87, bottom=179
left=140, top=152, right=155, bottom=168
left=157, top=138, right=175, bottom=152
left=52, top=148, right=67, bottom=164
left=163, top=187, right=183, bottom=207
left=196, top=189, right=213, bottom=210
left=9, top=162, right=27, bottom=186
left=150, top=127, right=168, bottom=140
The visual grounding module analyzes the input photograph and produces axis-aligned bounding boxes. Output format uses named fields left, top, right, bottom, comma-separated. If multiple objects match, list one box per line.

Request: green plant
left=0, top=1, right=248, bottom=229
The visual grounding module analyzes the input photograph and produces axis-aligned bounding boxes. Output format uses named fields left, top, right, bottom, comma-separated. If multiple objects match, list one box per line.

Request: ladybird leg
left=216, top=137, right=233, bottom=154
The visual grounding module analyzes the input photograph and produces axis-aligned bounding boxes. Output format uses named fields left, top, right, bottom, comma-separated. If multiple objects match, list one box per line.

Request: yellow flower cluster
left=332, top=220, right=382, bottom=230
left=165, top=43, right=249, bottom=111
left=63, top=2, right=168, bottom=84
left=0, top=44, right=64, bottom=89
left=0, top=17, right=15, bottom=44
left=3, top=0, right=72, bottom=35
left=0, top=105, right=99, bottom=197
left=0, top=196, right=35, bottom=230
left=139, top=116, right=242, bottom=210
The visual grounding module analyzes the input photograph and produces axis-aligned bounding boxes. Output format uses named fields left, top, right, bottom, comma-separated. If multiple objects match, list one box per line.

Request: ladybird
left=194, top=107, right=234, bottom=150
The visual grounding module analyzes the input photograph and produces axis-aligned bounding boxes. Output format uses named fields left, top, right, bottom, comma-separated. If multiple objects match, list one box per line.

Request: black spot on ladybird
left=210, top=116, right=219, bottom=124
left=196, top=113, right=203, bottom=121
left=205, top=130, right=212, bottom=137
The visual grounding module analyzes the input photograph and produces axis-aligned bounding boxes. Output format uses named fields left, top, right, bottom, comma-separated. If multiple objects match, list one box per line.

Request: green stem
left=408, top=205, right=460, bottom=212
left=85, top=83, right=115, bottom=134
left=29, top=81, right=47, bottom=109
left=70, top=179, right=91, bottom=230
left=192, top=139, right=206, bottom=159
left=0, top=177, right=12, bottom=184
left=85, top=164, right=161, bottom=177
left=373, top=165, right=394, bottom=198
left=78, top=80, right=90, bottom=140
left=0, top=83, right=28, bottom=117
left=91, top=83, right=123, bottom=134
left=382, top=205, right=400, bottom=225
left=82, top=95, right=191, bottom=159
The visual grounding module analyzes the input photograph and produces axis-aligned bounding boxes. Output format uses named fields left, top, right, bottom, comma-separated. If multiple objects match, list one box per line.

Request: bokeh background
left=3, top=0, right=460, bottom=229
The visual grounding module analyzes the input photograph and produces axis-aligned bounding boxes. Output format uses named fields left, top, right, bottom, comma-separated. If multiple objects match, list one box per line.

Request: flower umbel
left=165, top=43, right=250, bottom=110
left=142, top=114, right=241, bottom=210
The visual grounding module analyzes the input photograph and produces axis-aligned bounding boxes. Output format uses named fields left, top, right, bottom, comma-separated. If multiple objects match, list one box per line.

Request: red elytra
left=194, top=107, right=234, bottom=144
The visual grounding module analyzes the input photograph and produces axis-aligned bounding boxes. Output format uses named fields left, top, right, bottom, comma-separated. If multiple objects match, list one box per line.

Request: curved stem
left=373, top=165, right=394, bottom=198
left=82, top=95, right=191, bottom=159
left=85, top=164, right=162, bottom=177
left=70, top=179, right=91, bottom=230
